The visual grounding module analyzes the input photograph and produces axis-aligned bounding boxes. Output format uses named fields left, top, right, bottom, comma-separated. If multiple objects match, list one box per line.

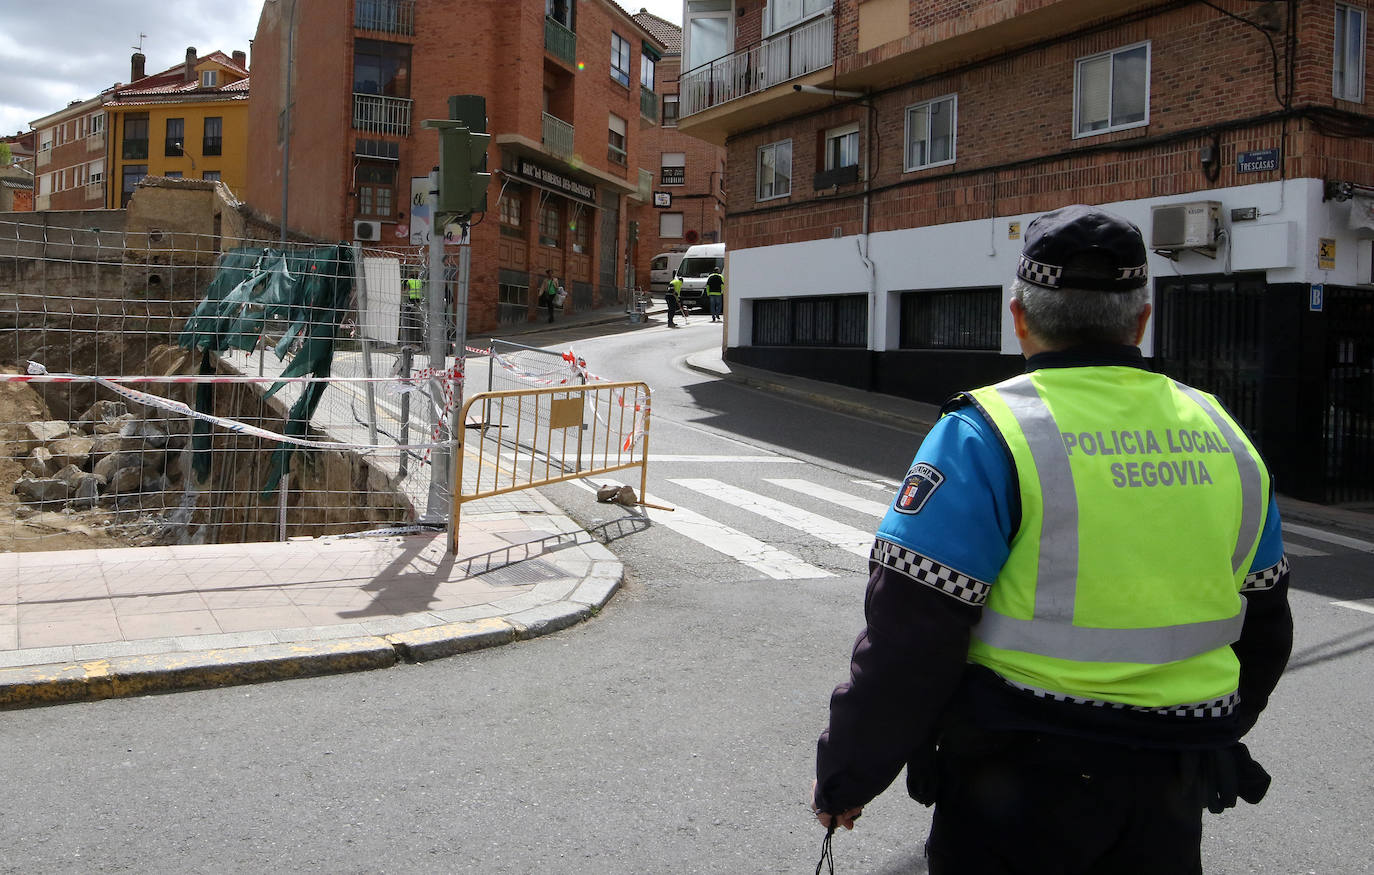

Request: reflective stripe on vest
left=972, top=373, right=1262, bottom=665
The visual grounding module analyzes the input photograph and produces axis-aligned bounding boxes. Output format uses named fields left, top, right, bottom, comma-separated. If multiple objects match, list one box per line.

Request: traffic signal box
left=429, top=122, right=491, bottom=216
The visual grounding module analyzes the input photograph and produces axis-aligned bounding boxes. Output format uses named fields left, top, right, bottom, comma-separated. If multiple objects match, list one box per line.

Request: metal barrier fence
left=451, top=381, right=651, bottom=552
left=0, top=218, right=460, bottom=551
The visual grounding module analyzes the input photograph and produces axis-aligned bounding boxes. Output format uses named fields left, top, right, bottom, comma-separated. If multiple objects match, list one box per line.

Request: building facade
left=629, top=10, right=728, bottom=287
left=31, top=96, right=109, bottom=211
left=104, top=49, right=251, bottom=209
left=678, top=0, right=1374, bottom=503
left=246, top=0, right=668, bottom=331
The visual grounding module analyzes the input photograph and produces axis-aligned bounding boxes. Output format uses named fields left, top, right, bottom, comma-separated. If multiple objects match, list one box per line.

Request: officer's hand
left=811, top=780, right=863, bottom=830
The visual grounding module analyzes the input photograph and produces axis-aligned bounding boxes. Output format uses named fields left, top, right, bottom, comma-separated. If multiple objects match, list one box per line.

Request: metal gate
left=1320, top=285, right=1374, bottom=502
left=1154, top=272, right=1266, bottom=437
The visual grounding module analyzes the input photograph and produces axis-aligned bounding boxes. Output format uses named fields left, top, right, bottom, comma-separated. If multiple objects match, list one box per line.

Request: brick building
left=678, top=0, right=1374, bottom=503
left=629, top=9, right=727, bottom=287
left=31, top=95, right=110, bottom=211
left=246, top=0, right=669, bottom=330
left=1, top=131, right=35, bottom=211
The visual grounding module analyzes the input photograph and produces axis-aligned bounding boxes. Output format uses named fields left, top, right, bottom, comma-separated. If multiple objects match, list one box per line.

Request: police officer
left=705, top=269, right=724, bottom=322
left=811, top=205, right=1292, bottom=874
left=666, top=271, right=684, bottom=328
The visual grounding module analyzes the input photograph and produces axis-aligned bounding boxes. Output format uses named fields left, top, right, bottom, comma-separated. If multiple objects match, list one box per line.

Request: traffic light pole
left=421, top=168, right=451, bottom=524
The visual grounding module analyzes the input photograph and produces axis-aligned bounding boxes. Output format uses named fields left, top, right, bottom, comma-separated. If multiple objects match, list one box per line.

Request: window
left=752, top=295, right=867, bottom=347
left=165, top=171, right=184, bottom=179
left=203, top=117, right=223, bottom=155
left=90, top=113, right=104, bottom=136
left=122, top=113, right=149, bottom=160
left=608, top=114, right=628, bottom=165
left=765, top=0, right=831, bottom=36
left=641, top=53, right=656, bottom=90
left=662, top=94, right=679, bottom=127
left=500, top=192, right=523, bottom=235
left=824, top=125, right=859, bottom=170
left=611, top=32, right=632, bottom=87
left=756, top=139, right=792, bottom=200
left=900, top=288, right=1002, bottom=349
left=686, top=0, right=732, bottom=70
left=200, top=69, right=219, bottom=88
left=354, top=39, right=412, bottom=97
left=165, top=118, right=185, bottom=156
left=202, top=170, right=221, bottom=181
left=88, top=159, right=104, bottom=186
left=539, top=204, right=561, bottom=247
left=39, top=131, right=52, bottom=151
left=660, top=212, right=684, bottom=237
left=1336, top=4, right=1367, bottom=101
left=1074, top=42, right=1149, bottom=136
left=546, top=0, right=573, bottom=29
left=356, top=161, right=396, bottom=217
left=120, top=163, right=147, bottom=207
left=905, top=95, right=956, bottom=170
left=661, top=151, right=686, bottom=185
left=572, top=211, right=590, bottom=252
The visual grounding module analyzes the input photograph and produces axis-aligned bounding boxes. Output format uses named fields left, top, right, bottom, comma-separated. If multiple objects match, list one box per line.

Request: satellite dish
left=685, top=229, right=699, bottom=244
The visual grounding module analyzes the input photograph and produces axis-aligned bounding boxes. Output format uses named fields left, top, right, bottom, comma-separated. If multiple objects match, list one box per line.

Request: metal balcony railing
left=545, top=17, right=577, bottom=67
left=640, top=88, right=659, bottom=122
left=353, top=93, right=413, bottom=136
left=355, top=0, right=415, bottom=35
left=680, top=14, right=834, bottom=117
left=542, top=112, right=574, bottom=161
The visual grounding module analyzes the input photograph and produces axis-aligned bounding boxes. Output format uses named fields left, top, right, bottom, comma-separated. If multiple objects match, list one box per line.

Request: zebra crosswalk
left=568, top=468, right=1373, bottom=584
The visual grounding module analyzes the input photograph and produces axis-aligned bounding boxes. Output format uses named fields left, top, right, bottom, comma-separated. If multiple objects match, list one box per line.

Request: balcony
left=545, top=17, right=577, bottom=67
left=353, top=93, right=412, bottom=136
left=355, top=0, right=415, bottom=35
left=542, top=112, right=574, bottom=161
left=640, top=88, right=659, bottom=123
left=680, top=14, right=834, bottom=117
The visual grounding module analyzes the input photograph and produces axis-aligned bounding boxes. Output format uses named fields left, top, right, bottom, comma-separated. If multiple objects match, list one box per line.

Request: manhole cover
left=472, top=558, right=566, bottom=586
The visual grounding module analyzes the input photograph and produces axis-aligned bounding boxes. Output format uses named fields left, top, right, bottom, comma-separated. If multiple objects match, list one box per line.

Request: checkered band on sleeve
left=1002, top=677, right=1240, bottom=719
left=1016, top=254, right=1063, bottom=288
left=871, top=538, right=991, bottom=606
left=1242, top=554, right=1290, bottom=592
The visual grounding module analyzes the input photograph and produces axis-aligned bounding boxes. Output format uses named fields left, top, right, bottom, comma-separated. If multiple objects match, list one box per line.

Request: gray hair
left=1010, top=278, right=1150, bottom=348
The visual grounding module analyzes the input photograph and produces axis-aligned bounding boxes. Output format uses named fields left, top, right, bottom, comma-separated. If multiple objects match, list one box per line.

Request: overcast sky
left=0, top=0, right=685, bottom=139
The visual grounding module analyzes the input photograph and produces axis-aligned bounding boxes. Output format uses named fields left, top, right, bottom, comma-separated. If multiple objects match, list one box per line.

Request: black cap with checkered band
left=1016, top=204, right=1149, bottom=293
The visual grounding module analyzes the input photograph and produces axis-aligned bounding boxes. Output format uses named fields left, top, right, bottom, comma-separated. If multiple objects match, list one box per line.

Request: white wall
left=727, top=178, right=1359, bottom=356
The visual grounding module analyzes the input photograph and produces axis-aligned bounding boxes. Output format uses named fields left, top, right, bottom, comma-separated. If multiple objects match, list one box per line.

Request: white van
left=648, top=251, right=685, bottom=293
left=674, top=242, right=724, bottom=310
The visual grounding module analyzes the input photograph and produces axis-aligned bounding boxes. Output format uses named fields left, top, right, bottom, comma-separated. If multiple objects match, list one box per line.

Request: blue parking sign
left=1310, top=283, right=1324, bottom=312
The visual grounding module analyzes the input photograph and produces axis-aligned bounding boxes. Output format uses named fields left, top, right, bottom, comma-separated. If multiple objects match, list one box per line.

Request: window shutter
left=1077, top=56, right=1110, bottom=132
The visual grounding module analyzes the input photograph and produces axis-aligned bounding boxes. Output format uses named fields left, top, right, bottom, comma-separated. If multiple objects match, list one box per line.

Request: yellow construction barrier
left=450, top=381, right=651, bottom=553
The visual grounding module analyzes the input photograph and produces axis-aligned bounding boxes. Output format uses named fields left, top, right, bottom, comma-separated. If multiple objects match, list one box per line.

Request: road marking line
left=568, top=480, right=831, bottom=579
left=1331, top=600, right=1374, bottom=616
left=671, top=478, right=874, bottom=558
left=852, top=478, right=899, bottom=491
left=1283, top=523, right=1374, bottom=554
left=1282, top=542, right=1328, bottom=558
left=766, top=479, right=890, bottom=517
left=641, top=455, right=804, bottom=463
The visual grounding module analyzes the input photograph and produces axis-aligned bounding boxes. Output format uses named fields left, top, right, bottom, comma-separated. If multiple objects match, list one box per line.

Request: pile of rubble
left=12, top=399, right=192, bottom=513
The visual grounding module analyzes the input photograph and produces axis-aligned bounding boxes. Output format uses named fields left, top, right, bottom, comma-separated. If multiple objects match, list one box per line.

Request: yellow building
left=104, top=48, right=250, bottom=208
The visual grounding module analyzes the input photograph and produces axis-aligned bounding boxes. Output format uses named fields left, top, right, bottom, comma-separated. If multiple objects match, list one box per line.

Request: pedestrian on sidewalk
left=810, top=205, right=1293, bottom=875
left=705, top=269, right=724, bottom=322
left=539, top=268, right=562, bottom=324
left=666, top=272, right=684, bottom=328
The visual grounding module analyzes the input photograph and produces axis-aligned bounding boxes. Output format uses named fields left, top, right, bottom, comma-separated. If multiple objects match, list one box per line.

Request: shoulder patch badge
left=894, top=462, right=945, bottom=514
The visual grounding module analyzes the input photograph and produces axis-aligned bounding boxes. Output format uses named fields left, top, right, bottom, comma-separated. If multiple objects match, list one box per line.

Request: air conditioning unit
left=353, top=220, right=381, bottom=241
left=1150, top=201, right=1222, bottom=251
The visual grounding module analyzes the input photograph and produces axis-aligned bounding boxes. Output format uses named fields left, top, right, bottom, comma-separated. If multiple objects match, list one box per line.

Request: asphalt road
left=2, top=319, right=1371, bottom=874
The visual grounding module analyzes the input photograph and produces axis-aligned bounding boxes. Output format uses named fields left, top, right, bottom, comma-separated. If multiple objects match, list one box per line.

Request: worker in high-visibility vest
left=811, top=205, right=1292, bottom=874
left=705, top=269, right=724, bottom=322
left=665, top=273, right=684, bottom=328
left=403, top=274, right=424, bottom=347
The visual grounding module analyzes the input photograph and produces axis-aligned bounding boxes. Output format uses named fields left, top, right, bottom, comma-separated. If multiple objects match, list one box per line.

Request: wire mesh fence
left=0, top=217, right=464, bottom=552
